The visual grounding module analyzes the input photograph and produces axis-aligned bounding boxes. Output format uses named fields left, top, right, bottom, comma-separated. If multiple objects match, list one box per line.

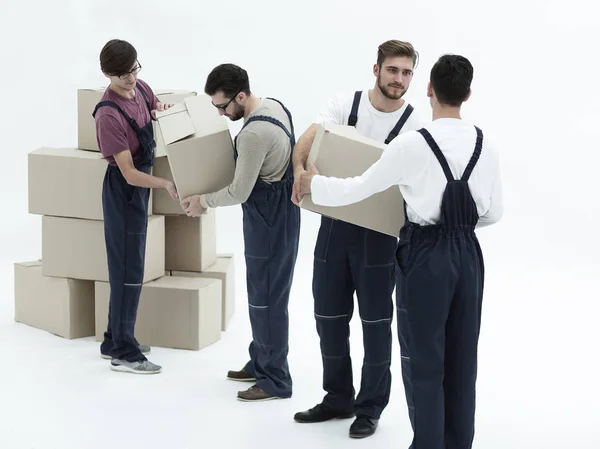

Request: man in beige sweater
left=181, top=64, right=300, bottom=402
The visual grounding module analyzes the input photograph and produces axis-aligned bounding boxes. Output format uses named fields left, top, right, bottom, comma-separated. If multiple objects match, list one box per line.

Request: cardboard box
left=300, top=124, right=404, bottom=238
left=154, top=95, right=235, bottom=203
left=95, top=276, right=222, bottom=351
left=42, top=215, right=165, bottom=282
left=14, top=261, right=95, bottom=339
left=172, top=253, right=235, bottom=331
left=77, top=87, right=197, bottom=156
left=152, top=156, right=181, bottom=215
left=165, top=210, right=217, bottom=272
left=27, top=147, right=152, bottom=220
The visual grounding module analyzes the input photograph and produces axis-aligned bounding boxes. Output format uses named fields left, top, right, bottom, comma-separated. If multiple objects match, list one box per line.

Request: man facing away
left=300, top=54, right=503, bottom=449
left=181, top=64, right=301, bottom=402
left=291, top=40, right=425, bottom=438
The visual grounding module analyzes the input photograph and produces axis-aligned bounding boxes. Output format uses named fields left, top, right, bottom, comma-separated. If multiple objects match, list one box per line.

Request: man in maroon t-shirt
left=93, top=39, right=178, bottom=375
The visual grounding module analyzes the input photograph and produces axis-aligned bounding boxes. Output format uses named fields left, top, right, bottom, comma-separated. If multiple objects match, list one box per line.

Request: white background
left=0, top=0, right=599, bottom=448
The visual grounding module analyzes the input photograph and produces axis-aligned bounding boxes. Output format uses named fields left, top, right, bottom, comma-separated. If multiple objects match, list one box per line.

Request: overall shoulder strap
left=417, top=128, right=454, bottom=183
left=136, top=85, right=153, bottom=112
left=242, top=115, right=291, bottom=139
left=460, top=126, right=483, bottom=182
left=265, top=97, right=295, bottom=136
left=348, top=91, right=362, bottom=126
left=385, top=104, right=414, bottom=144
left=92, top=101, right=140, bottom=132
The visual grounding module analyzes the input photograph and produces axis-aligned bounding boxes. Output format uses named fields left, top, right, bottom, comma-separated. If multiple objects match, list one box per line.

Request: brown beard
left=377, top=76, right=406, bottom=100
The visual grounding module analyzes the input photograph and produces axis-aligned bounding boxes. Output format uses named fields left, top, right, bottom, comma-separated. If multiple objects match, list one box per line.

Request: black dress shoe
left=349, top=416, right=379, bottom=438
left=294, top=403, right=355, bottom=423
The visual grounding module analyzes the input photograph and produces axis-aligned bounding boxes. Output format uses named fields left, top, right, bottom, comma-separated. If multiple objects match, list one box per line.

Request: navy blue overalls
left=237, top=98, right=301, bottom=398
left=312, top=91, right=414, bottom=418
left=396, top=127, right=485, bottom=449
left=92, top=86, right=155, bottom=362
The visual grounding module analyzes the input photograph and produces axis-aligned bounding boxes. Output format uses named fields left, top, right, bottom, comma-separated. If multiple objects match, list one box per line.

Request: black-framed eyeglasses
left=212, top=90, right=241, bottom=111
left=118, top=61, right=142, bottom=80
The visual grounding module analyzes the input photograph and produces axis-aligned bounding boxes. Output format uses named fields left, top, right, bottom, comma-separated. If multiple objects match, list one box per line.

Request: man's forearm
left=124, top=168, right=169, bottom=189
left=293, top=124, right=319, bottom=172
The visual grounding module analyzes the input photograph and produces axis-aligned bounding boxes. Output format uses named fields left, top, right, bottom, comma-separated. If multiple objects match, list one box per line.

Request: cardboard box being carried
left=299, top=124, right=404, bottom=238
left=28, top=147, right=152, bottom=220
left=42, top=215, right=165, bottom=282
left=165, top=210, right=217, bottom=272
left=172, top=253, right=235, bottom=331
left=152, top=156, right=180, bottom=215
left=95, top=275, right=222, bottom=351
left=154, top=95, right=235, bottom=204
left=77, top=87, right=197, bottom=156
left=14, top=261, right=95, bottom=339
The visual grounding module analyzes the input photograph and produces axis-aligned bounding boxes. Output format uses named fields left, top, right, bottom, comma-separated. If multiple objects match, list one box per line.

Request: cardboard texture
left=42, top=215, right=165, bottom=282
left=165, top=210, right=217, bottom=272
left=172, top=253, right=235, bottom=331
left=154, top=95, right=235, bottom=203
left=77, top=87, right=197, bottom=156
left=95, top=276, right=222, bottom=351
left=299, top=123, right=405, bottom=238
left=14, top=261, right=95, bottom=339
left=152, top=156, right=182, bottom=215
left=27, top=147, right=152, bottom=219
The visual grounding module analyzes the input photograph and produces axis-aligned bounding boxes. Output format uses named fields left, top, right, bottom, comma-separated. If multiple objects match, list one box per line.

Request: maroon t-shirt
left=94, top=79, right=159, bottom=166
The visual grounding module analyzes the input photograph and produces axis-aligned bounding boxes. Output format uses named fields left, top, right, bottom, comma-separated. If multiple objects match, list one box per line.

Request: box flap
left=29, top=147, right=104, bottom=160
left=15, top=260, right=42, bottom=268
left=155, top=102, right=196, bottom=145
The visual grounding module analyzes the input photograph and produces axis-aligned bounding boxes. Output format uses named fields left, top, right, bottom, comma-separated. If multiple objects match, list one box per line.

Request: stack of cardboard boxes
left=14, top=87, right=237, bottom=352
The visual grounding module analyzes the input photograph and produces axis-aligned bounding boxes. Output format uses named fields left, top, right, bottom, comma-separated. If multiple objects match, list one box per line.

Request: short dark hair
left=204, top=63, right=251, bottom=98
left=377, top=40, right=419, bottom=69
left=100, top=39, right=137, bottom=76
left=430, top=54, right=473, bottom=107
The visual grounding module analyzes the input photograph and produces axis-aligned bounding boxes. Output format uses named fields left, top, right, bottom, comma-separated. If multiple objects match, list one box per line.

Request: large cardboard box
left=14, top=261, right=95, bottom=339
left=77, top=87, right=197, bottom=156
left=165, top=210, right=217, bottom=272
left=172, top=253, right=235, bottom=331
left=27, top=147, right=153, bottom=219
left=300, top=124, right=404, bottom=238
left=152, top=156, right=181, bottom=215
left=95, top=276, right=222, bottom=351
left=42, top=215, right=165, bottom=282
left=154, top=95, right=235, bottom=203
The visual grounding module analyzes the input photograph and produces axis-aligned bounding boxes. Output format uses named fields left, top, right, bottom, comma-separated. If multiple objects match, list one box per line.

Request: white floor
left=1, top=207, right=599, bottom=449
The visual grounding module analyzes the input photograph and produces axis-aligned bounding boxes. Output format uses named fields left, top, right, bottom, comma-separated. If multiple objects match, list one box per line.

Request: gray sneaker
left=101, top=344, right=151, bottom=360
left=110, top=358, right=162, bottom=374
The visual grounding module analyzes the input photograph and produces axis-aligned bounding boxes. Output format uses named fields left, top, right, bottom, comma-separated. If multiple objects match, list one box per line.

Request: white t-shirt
left=315, top=90, right=425, bottom=142
left=311, top=118, right=503, bottom=228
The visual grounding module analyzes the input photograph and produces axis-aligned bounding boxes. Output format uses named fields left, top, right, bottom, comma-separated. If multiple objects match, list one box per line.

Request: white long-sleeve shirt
left=310, top=118, right=503, bottom=228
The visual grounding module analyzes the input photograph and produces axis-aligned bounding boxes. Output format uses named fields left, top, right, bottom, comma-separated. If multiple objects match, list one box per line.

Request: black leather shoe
left=294, top=403, right=355, bottom=423
left=349, top=416, right=379, bottom=438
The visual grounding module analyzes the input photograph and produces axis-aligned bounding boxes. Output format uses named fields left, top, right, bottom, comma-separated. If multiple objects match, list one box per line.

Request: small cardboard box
left=95, top=275, right=222, bottom=351
left=28, top=147, right=107, bottom=220
left=14, top=260, right=95, bottom=339
left=154, top=95, right=235, bottom=203
left=28, top=147, right=153, bottom=220
left=77, top=87, right=197, bottom=156
left=165, top=210, right=217, bottom=272
left=172, top=253, right=235, bottom=331
left=42, top=215, right=165, bottom=282
left=300, top=123, right=404, bottom=238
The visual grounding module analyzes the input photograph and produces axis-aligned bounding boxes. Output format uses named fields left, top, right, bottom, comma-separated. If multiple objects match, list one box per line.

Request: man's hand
left=151, top=102, right=174, bottom=119
left=165, top=180, right=178, bottom=201
left=299, top=163, right=320, bottom=197
left=292, top=167, right=307, bottom=205
left=180, top=194, right=206, bottom=218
